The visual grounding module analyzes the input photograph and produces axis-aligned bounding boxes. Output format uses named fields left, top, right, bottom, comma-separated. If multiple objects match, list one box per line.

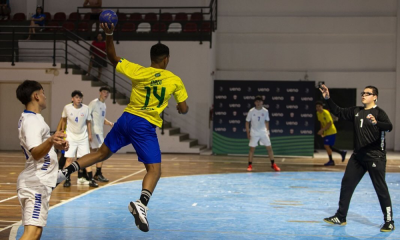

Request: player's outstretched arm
left=176, top=101, right=189, bottom=114
left=320, top=84, right=355, bottom=122
left=101, top=23, right=121, bottom=66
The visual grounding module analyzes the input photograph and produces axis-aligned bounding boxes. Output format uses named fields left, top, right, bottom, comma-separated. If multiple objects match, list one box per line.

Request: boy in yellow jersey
left=59, top=22, right=189, bottom=232
left=316, top=101, right=347, bottom=166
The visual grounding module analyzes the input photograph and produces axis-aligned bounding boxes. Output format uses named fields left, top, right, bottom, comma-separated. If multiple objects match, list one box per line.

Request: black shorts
left=93, top=55, right=107, bottom=68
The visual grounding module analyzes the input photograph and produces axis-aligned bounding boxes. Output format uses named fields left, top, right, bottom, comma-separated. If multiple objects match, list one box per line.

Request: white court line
left=0, top=196, right=17, bottom=204
left=3, top=168, right=146, bottom=239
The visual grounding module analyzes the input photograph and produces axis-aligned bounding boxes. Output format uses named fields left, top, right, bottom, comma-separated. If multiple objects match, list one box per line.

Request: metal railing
left=0, top=25, right=131, bottom=105
left=75, top=0, right=217, bottom=47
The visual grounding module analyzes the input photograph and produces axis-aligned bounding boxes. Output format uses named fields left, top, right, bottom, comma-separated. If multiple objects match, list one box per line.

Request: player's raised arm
left=320, top=84, right=356, bottom=122
left=101, top=23, right=121, bottom=66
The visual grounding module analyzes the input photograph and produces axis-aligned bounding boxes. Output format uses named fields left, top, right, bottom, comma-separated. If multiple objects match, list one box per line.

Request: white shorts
left=65, top=138, right=90, bottom=158
left=90, top=133, right=104, bottom=149
left=249, top=131, right=271, bottom=147
left=18, top=185, right=52, bottom=227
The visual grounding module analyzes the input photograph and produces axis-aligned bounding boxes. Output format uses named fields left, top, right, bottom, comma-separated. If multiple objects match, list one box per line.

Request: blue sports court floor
left=12, top=172, right=400, bottom=239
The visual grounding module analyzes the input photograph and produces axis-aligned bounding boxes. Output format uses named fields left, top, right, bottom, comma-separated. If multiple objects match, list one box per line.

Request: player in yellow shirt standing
left=59, top=22, right=189, bottom=233
left=316, top=101, right=347, bottom=166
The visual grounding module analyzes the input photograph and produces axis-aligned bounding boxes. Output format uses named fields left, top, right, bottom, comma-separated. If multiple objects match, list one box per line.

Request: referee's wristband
left=105, top=32, right=113, bottom=36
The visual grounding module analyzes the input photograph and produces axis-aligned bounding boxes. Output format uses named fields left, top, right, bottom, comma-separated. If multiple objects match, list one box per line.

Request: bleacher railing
left=0, top=25, right=131, bottom=103
left=75, top=0, right=217, bottom=47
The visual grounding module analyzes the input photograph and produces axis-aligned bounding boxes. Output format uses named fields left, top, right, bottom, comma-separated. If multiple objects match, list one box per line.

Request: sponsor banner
left=213, top=80, right=315, bottom=156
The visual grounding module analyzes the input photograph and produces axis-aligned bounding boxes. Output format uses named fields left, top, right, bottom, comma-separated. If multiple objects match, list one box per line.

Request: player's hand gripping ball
left=99, top=10, right=118, bottom=28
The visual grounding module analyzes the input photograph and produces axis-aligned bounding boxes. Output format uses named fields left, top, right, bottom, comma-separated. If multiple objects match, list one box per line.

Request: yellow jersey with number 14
left=116, top=58, right=188, bottom=128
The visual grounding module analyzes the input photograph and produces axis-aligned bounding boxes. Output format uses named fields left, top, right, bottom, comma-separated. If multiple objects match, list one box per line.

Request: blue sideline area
left=16, top=172, right=400, bottom=239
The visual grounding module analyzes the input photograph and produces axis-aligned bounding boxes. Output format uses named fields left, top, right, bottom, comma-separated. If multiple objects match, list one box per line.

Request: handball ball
left=99, top=10, right=118, bottom=28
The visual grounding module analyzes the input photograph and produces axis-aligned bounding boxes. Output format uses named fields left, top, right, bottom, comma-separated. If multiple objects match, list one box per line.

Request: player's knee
left=23, top=227, right=42, bottom=240
left=33, top=229, right=42, bottom=240
left=98, top=144, right=112, bottom=160
left=249, top=147, right=255, bottom=153
left=147, top=163, right=161, bottom=178
left=157, top=167, right=162, bottom=179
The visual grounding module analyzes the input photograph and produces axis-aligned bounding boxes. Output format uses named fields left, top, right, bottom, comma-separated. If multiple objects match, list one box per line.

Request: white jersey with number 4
left=62, top=103, right=91, bottom=141
left=246, top=107, right=270, bottom=133
left=17, top=110, right=58, bottom=189
left=88, top=98, right=106, bottom=134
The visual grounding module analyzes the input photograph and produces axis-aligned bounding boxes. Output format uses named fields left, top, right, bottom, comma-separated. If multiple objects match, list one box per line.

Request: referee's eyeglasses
left=361, top=92, right=375, bottom=97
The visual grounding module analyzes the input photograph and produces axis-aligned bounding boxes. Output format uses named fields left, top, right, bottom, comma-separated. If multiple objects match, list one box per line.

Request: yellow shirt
left=317, top=109, right=337, bottom=136
left=116, top=58, right=188, bottom=127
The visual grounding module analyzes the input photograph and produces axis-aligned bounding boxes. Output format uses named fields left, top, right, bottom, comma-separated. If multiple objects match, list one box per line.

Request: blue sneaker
left=324, top=160, right=335, bottom=166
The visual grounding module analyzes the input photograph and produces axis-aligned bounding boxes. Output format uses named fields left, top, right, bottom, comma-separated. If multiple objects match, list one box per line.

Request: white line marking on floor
left=0, top=196, right=17, bottom=204
left=3, top=168, right=147, bottom=239
left=192, top=203, right=197, bottom=206
left=170, top=157, right=177, bottom=161
left=282, top=158, right=285, bottom=162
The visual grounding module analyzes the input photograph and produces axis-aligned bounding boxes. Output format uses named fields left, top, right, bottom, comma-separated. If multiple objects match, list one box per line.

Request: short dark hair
left=255, top=95, right=263, bottom=101
left=364, top=85, right=378, bottom=102
left=16, top=80, right=43, bottom=105
left=364, top=85, right=378, bottom=96
left=315, top=100, right=324, bottom=106
left=71, top=90, right=83, bottom=98
left=99, top=86, right=110, bottom=92
left=150, top=43, right=169, bottom=63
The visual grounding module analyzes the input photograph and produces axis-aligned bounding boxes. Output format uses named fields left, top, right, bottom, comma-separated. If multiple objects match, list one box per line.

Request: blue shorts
left=104, top=112, right=161, bottom=164
left=324, top=134, right=336, bottom=146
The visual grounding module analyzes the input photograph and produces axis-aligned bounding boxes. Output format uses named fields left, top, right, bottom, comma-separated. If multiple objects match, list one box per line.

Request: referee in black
left=320, top=84, right=394, bottom=232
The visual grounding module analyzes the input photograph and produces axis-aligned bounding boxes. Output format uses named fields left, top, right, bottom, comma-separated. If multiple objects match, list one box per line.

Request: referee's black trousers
left=336, top=153, right=393, bottom=222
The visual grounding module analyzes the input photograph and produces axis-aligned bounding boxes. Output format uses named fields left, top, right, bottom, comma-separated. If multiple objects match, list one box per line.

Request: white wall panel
left=217, top=34, right=396, bottom=71
left=219, top=17, right=396, bottom=34
left=218, top=0, right=397, bottom=17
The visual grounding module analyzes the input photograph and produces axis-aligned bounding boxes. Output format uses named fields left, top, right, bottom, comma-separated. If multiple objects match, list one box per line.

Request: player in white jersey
left=59, top=90, right=98, bottom=187
left=16, top=80, right=68, bottom=240
left=245, top=96, right=280, bottom=172
left=88, top=86, right=114, bottom=182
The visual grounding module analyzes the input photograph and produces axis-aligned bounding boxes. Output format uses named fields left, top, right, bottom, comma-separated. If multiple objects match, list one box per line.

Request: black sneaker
left=381, top=221, right=395, bottom=232
left=94, top=173, right=109, bottom=182
left=323, top=215, right=347, bottom=226
left=63, top=177, right=71, bottom=187
left=341, top=151, right=347, bottom=162
left=89, top=179, right=99, bottom=188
